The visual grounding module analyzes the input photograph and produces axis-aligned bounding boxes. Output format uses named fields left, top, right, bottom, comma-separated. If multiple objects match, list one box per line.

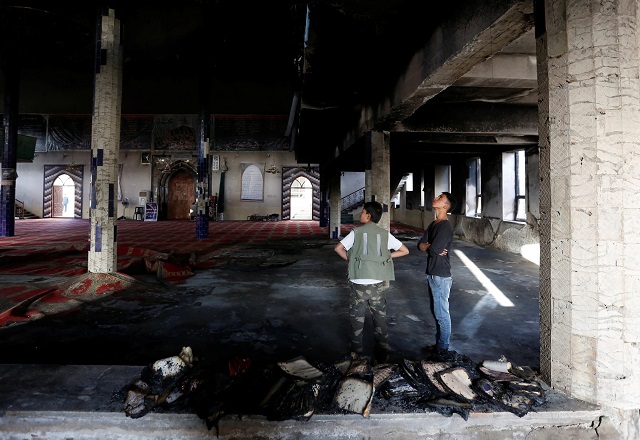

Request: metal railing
left=15, top=199, right=25, bottom=220
left=341, top=187, right=365, bottom=212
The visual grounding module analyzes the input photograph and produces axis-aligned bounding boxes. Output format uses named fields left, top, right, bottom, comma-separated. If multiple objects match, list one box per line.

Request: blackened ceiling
left=0, top=0, right=538, bottom=182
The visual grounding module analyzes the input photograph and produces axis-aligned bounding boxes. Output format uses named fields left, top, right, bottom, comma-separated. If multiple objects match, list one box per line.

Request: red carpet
left=0, top=219, right=423, bottom=327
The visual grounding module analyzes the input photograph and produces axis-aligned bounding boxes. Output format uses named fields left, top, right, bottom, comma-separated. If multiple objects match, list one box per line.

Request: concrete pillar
left=411, top=167, right=420, bottom=210
left=196, top=17, right=211, bottom=237
left=465, top=159, right=479, bottom=217
left=328, top=171, right=341, bottom=239
left=319, top=185, right=328, bottom=227
left=480, top=154, right=503, bottom=220
left=0, top=64, right=18, bottom=237
left=89, top=8, right=122, bottom=273
left=422, top=165, right=435, bottom=228
left=195, top=111, right=209, bottom=239
left=526, top=149, right=540, bottom=220
left=538, top=0, right=640, bottom=429
left=450, top=160, right=466, bottom=216
left=365, top=130, right=390, bottom=231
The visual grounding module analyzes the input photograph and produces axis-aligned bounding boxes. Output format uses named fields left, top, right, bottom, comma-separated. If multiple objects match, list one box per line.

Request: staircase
left=341, top=210, right=355, bottom=224
left=15, top=199, right=39, bottom=219
left=20, top=208, right=39, bottom=219
left=340, top=187, right=365, bottom=224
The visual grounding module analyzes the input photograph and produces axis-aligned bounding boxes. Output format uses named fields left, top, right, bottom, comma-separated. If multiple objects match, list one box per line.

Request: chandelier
left=265, top=164, right=280, bottom=174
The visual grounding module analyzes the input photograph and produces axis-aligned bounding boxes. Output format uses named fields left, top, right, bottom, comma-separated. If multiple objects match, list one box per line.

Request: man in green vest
left=334, top=201, right=409, bottom=363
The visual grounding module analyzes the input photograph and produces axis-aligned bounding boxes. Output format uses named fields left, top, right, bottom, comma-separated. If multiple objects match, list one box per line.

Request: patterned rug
left=0, top=219, right=424, bottom=327
left=0, top=272, right=139, bottom=327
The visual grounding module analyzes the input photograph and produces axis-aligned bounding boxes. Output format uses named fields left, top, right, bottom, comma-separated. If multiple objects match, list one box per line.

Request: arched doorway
left=167, top=169, right=195, bottom=220
left=290, top=176, right=313, bottom=220
left=52, top=174, right=76, bottom=218
left=281, top=167, right=320, bottom=220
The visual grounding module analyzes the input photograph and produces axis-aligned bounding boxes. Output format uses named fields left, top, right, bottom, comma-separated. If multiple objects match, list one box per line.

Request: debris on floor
left=0, top=272, right=139, bottom=328
left=0, top=243, right=195, bottom=327
left=124, top=346, right=195, bottom=419
left=121, top=347, right=547, bottom=435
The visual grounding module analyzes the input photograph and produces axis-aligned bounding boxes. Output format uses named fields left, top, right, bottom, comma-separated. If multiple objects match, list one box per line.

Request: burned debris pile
left=122, top=347, right=546, bottom=434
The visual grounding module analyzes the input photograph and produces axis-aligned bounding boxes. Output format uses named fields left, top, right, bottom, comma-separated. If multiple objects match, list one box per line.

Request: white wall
left=16, top=151, right=93, bottom=218
left=210, top=150, right=299, bottom=220
left=16, top=150, right=153, bottom=219
left=341, top=171, right=365, bottom=197
left=16, top=149, right=302, bottom=221
left=118, top=151, right=153, bottom=219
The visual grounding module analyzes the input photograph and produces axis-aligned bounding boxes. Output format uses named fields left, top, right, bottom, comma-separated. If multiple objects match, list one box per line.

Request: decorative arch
left=43, top=165, right=83, bottom=218
left=281, top=167, right=320, bottom=220
left=152, top=158, right=197, bottom=220
left=158, top=160, right=197, bottom=187
left=289, top=176, right=313, bottom=220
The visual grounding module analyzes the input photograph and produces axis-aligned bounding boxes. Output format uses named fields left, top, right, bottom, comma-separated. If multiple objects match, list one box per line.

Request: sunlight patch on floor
left=520, top=244, right=540, bottom=265
left=454, top=249, right=515, bottom=307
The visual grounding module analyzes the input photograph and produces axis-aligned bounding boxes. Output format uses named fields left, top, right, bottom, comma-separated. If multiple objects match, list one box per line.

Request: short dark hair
left=441, top=192, right=457, bottom=213
left=363, top=201, right=383, bottom=223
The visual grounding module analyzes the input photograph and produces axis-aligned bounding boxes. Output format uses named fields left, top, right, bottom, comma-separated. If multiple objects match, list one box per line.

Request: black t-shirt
left=417, top=219, right=453, bottom=277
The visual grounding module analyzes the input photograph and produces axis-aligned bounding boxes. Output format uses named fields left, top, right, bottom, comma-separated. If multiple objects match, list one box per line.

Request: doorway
left=290, top=176, right=313, bottom=220
left=281, top=167, right=320, bottom=220
left=167, top=169, right=195, bottom=220
left=52, top=174, right=76, bottom=218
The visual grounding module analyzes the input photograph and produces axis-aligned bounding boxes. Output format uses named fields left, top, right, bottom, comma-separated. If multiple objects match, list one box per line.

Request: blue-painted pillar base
left=0, top=184, right=15, bottom=237
left=196, top=213, right=209, bottom=239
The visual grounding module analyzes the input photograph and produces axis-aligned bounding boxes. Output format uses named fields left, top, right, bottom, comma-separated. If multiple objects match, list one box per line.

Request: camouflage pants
left=348, top=281, right=390, bottom=359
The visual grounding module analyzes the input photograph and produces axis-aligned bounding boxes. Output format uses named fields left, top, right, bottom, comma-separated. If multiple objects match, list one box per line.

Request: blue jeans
left=427, top=275, right=452, bottom=350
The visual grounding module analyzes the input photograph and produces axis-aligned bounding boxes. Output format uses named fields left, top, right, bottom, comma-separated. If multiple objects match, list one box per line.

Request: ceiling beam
left=337, top=0, right=535, bottom=153
left=392, top=133, right=538, bottom=146
left=397, top=102, right=538, bottom=136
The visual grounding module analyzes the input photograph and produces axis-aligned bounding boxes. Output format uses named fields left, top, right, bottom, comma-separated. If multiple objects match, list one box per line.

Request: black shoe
left=374, top=349, right=390, bottom=365
left=421, top=344, right=438, bottom=353
left=422, top=344, right=448, bottom=354
left=373, top=358, right=388, bottom=366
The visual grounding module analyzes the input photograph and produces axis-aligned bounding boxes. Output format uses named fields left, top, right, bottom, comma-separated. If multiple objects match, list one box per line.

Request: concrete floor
left=1, top=221, right=612, bottom=439
left=0, top=228, right=540, bottom=368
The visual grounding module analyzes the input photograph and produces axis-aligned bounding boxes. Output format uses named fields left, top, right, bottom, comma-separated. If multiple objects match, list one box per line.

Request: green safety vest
left=347, top=222, right=395, bottom=281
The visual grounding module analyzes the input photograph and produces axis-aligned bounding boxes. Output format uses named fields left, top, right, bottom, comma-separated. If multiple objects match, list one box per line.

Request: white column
left=538, top=0, right=640, bottom=431
left=89, top=9, right=122, bottom=273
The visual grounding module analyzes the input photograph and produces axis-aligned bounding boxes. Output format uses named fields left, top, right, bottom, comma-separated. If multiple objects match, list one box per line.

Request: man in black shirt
left=417, top=192, right=457, bottom=353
